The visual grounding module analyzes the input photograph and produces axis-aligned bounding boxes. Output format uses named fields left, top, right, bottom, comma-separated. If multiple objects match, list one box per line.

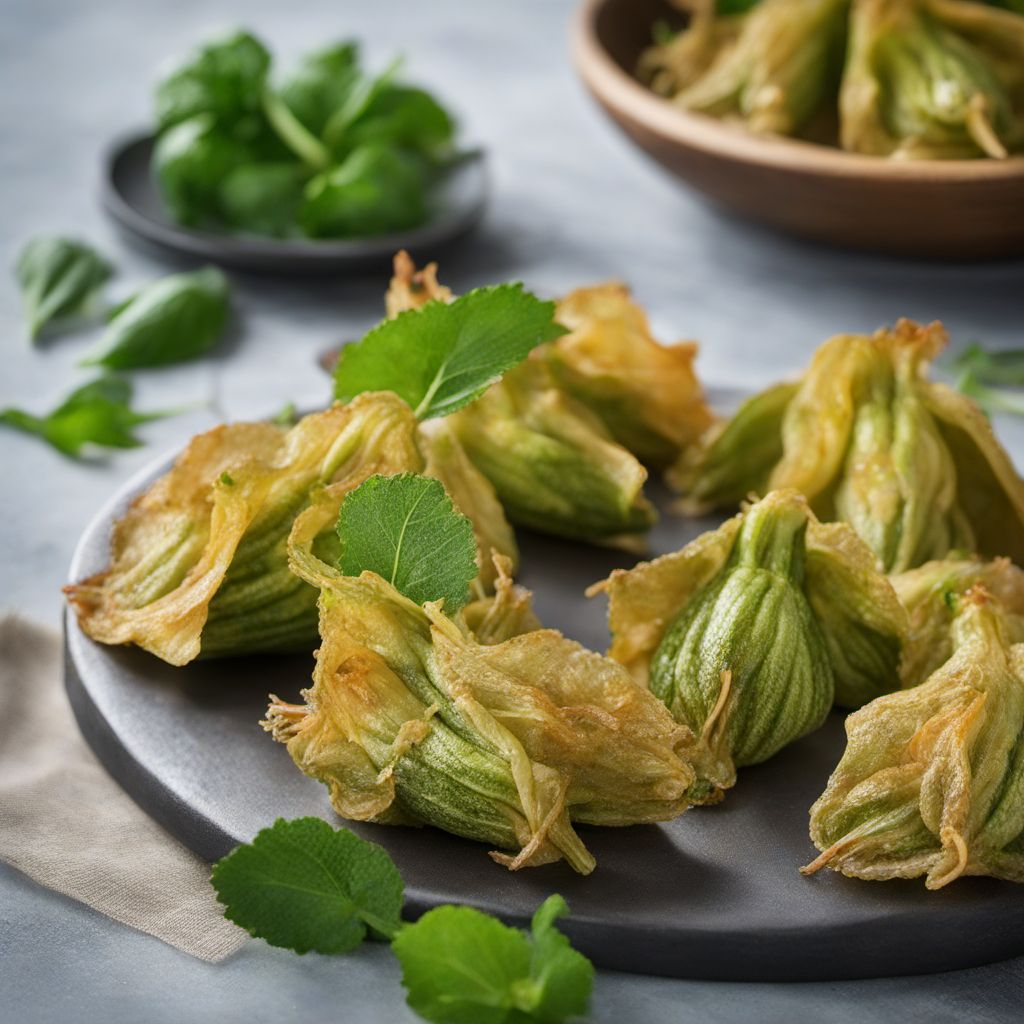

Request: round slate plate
left=101, top=132, right=489, bottom=274
left=64, top=437, right=1024, bottom=982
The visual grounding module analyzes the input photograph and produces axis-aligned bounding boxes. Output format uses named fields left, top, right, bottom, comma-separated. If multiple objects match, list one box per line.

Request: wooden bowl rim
left=571, top=0, right=1024, bottom=184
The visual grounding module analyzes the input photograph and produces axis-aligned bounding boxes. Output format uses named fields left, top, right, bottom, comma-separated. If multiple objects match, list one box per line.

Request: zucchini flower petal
left=461, top=554, right=542, bottom=645
left=384, top=249, right=452, bottom=318
left=272, top=536, right=694, bottom=872
left=594, top=490, right=905, bottom=799
left=841, top=0, right=1022, bottom=159
left=546, top=283, right=713, bottom=469
left=672, top=0, right=850, bottom=136
left=450, top=363, right=656, bottom=549
left=673, top=319, right=1024, bottom=573
left=805, top=586, right=1024, bottom=888
left=892, top=556, right=1024, bottom=687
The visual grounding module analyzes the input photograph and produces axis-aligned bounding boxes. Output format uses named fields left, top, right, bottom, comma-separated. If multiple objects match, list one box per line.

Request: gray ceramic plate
left=101, top=132, right=488, bottom=274
left=63, top=403, right=1024, bottom=982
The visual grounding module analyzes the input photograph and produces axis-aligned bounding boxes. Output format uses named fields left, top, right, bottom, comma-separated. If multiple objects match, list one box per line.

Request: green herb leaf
left=153, top=114, right=252, bottom=227
left=155, top=29, right=271, bottom=131
left=392, top=894, right=593, bottom=1024
left=14, top=237, right=112, bottom=342
left=950, top=342, right=1024, bottom=388
left=278, top=41, right=361, bottom=137
left=211, top=817, right=404, bottom=954
left=82, top=267, right=230, bottom=369
left=956, top=368, right=1024, bottom=418
left=337, top=473, right=478, bottom=609
left=0, top=376, right=173, bottom=457
left=219, top=161, right=306, bottom=236
left=339, top=85, right=454, bottom=159
left=262, top=88, right=331, bottom=169
left=298, top=143, right=427, bottom=238
left=271, top=400, right=297, bottom=426
left=334, top=284, right=566, bottom=420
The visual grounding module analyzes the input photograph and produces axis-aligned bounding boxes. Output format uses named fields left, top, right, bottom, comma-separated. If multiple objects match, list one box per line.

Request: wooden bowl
left=571, top=0, right=1024, bottom=260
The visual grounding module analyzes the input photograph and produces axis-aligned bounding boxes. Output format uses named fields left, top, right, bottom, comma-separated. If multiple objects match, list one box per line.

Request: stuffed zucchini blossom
left=266, top=529, right=696, bottom=873
left=592, top=489, right=906, bottom=802
left=805, top=585, right=1024, bottom=889
left=673, top=319, right=1024, bottom=573
left=545, top=283, right=713, bottom=470
left=66, top=392, right=515, bottom=665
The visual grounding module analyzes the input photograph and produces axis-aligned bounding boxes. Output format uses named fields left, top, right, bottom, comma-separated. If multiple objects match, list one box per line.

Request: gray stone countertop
left=1, top=0, right=1022, bottom=1020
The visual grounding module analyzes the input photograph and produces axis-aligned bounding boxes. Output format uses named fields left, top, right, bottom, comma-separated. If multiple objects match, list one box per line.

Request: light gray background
left=1, top=0, right=1023, bottom=1020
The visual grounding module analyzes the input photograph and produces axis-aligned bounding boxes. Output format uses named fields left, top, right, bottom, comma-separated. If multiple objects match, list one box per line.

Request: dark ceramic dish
left=64, top=414, right=1024, bottom=982
left=101, top=132, right=489, bottom=274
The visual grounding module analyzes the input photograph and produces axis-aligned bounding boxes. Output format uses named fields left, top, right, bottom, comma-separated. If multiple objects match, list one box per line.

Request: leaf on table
left=391, top=894, right=593, bottom=1024
left=336, top=473, right=479, bottom=610
left=0, top=375, right=174, bottom=457
left=211, top=817, right=405, bottom=955
left=82, top=266, right=230, bottom=370
left=333, top=284, right=567, bottom=420
left=14, top=236, right=112, bottom=342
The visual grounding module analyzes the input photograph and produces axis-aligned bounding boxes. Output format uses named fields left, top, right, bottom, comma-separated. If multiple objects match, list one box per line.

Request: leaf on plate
left=333, top=284, right=567, bottom=420
left=336, top=473, right=478, bottom=609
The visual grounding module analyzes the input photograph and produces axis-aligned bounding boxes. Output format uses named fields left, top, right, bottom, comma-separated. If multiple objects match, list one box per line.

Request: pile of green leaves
left=213, top=817, right=594, bottom=1024
left=153, top=30, right=457, bottom=239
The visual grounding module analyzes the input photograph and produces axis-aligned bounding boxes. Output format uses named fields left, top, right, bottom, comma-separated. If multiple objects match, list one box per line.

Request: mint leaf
left=15, top=236, right=112, bottom=342
left=524, top=896, right=595, bottom=1023
left=337, top=473, right=478, bottom=609
left=392, top=895, right=593, bottom=1024
left=82, top=266, right=230, bottom=369
left=333, top=284, right=566, bottom=420
left=0, top=375, right=173, bottom=457
left=211, top=817, right=404, bottom=954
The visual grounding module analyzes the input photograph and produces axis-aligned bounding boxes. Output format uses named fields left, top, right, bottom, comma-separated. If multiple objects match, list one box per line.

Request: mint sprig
left=393, top=895, right=594, bottom=1024
left=211, top=817, right=593, bottom=1023
left=333, top=284, right=567, bottom=421
left=0, top=375, right=175, bottom=457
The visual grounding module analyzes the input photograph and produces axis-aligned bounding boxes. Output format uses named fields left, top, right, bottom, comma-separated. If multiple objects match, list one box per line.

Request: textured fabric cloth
left=0, top=615, right=247, bottom=962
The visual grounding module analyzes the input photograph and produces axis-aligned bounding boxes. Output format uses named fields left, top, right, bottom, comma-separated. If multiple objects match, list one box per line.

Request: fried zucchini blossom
left=450, top=362, right=657, bottom=549
left=842, top=0, right=1024, bottom=159
left=66, top=393, right=515, bottom=665
left=892, top=555, right=1024, bottom=687
left=672, top=320, right=1024, bottom=572
left=265, top=532, right=695, bottom=874
left=804, top=585, right=1024, bottom=889
left=385, top=253, right=663, bottom=548
left=546, top=283, right=713, bottom=469
left=592, top=490, right=906, bottom=802
left=642, top=0, right=850, bottom=137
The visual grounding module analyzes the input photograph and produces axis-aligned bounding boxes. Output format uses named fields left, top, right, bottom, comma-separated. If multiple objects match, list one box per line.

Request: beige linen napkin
left=0, top=614, right=247, bottom=962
